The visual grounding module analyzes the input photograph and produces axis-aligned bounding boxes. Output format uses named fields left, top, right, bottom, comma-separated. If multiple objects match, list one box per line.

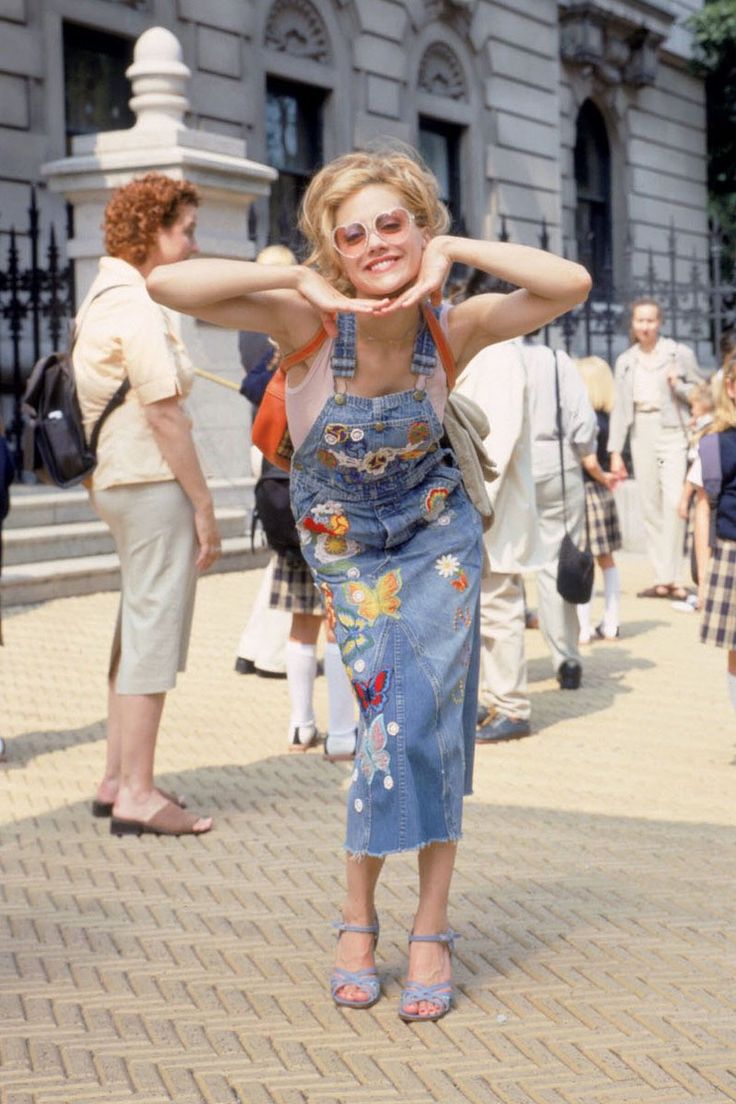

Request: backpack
left=252, top=457, right=301, bottom=559
left=21, top=285, right=129, bottom=488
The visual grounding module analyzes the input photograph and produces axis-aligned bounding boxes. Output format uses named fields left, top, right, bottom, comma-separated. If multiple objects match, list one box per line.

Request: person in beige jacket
left=608, top=298, right=700, bottom=598
left=75, top=173, right=219, bottom=837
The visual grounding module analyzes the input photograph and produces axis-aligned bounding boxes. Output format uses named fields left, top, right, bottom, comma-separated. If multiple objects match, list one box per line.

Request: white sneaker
left=288, top=723, right=318, bottom=752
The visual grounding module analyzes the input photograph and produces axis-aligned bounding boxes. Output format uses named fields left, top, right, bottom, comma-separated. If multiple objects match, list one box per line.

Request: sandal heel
left=110, top=818, right=143, bottom=837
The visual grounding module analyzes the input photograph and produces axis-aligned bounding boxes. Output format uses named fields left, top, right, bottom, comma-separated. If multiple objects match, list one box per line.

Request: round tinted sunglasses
left=332, top=206, right=415, bottom=258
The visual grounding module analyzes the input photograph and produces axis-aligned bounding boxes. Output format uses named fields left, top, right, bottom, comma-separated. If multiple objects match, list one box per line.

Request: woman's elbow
left=146, top=266, right=169, bottom=304
left=568, top=264, right=593, bottom=306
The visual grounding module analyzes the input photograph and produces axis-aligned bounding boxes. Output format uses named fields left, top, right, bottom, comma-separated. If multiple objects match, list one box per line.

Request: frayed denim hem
left=345, top=832, right=463, bottom=862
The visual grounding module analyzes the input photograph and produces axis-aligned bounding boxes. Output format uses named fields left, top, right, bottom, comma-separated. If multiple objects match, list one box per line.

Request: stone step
left=5, top=477, right=254, bottom=529
left=3, top=507, right=249, bottom=566
left=0, top=538, right=270, bottom=607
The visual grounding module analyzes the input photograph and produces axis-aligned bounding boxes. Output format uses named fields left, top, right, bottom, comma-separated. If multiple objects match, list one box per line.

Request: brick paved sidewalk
left=1, top=553, right=735, bottom=1104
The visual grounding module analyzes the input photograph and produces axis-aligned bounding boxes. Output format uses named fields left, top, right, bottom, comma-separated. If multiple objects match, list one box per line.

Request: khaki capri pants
left=92, top=480, right=198, bottom=695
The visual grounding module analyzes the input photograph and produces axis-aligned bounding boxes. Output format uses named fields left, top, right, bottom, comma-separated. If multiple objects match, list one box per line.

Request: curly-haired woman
left=74, top=172, right=219, bottom=837
left=148, top=147, right=590, bottom=1019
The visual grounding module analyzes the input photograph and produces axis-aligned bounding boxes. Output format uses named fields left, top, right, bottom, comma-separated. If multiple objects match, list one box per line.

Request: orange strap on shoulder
left=421, top=304, right=457, bottom=390
left=280, top=325, right=329, bottom=373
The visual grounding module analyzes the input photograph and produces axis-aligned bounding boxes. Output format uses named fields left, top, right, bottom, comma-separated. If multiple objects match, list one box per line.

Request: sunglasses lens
left=375, top=209, right=410, bottom=239
left=334, top=222, right=368, bottom=256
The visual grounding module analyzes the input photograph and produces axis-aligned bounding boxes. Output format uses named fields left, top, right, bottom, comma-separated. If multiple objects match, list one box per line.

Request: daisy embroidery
left=435, top=553, right=461, bottom=579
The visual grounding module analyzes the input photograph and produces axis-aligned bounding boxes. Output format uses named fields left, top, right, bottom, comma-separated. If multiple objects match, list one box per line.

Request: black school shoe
left=557, top=660, right=582, bottom=690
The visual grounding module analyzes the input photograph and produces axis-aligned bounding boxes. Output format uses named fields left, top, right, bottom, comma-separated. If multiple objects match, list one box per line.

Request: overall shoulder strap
left=421, top=303, right=456, bottom=389
left=699, top=431, right=723, bottom=499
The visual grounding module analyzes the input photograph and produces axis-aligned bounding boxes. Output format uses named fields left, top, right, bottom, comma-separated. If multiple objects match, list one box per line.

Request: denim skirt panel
left=291, top=388, right=483, bottom=858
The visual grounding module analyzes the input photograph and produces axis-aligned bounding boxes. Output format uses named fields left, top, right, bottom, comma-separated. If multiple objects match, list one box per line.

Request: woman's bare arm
left=146, top=259, right=388, bottom=346
left=385, top=237, right=591, bottom=367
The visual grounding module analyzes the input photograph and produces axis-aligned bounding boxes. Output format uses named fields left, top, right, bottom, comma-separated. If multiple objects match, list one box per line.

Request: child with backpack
left=692, top=352, right=736, bottom=712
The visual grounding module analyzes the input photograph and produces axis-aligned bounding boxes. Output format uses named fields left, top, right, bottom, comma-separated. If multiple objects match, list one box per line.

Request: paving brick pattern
left=1, top=553, right=735, bottom=1104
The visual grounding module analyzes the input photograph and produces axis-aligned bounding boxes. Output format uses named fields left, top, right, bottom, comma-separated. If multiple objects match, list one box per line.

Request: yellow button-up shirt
left=74, top=256, right=195, bottom=490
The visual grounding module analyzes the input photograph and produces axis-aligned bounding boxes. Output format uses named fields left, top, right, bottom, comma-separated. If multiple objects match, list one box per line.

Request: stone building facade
left=1, top=0, right=707, bottom=283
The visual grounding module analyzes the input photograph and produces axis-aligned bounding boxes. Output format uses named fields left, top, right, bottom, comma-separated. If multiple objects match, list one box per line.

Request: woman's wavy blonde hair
left=574, top=355, right=615, bottom=413
left=713, top=353, right=736, bottom=432
left=299, top=145, right=450, bottom=295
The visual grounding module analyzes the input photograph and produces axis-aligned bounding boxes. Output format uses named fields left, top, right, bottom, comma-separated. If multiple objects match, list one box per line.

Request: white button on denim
left=383, top=776, right=394, bottom=790
left=387, top=721, right=400, bottom=736
left=354, top=798, right=363, bottom=813
left=354, top=658, right=366, bottom=673
left=347, top=567, right=360, bottom=579
left=351, top=428, right=364, bottom=441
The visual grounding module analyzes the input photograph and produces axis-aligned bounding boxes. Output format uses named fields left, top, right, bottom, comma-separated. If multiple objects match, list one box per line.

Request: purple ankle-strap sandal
left=330, top=917, right=381, bottom=1009
left=399, top=929, right=459, bottom=1023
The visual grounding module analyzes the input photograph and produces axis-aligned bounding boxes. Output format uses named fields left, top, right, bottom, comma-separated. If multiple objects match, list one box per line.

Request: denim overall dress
left=290, top=312, right=483, bottom=858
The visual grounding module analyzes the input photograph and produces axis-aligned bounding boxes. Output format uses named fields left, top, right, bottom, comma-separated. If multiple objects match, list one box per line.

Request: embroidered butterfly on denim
left=343, top=569, right=402, bottom=624
left=353, top=669, right=392, bottom=716
left=360, top=713, right=392, bottom=784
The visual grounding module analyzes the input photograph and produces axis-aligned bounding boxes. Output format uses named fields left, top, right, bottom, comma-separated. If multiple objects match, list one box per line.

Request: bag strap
left=554, top=349, right=568, bottom=523
left=73, top=284, right=132, bottom=455
left=88, top=378, right=131, bottom=456
left=278, top=302, right=457, bottom=387
left=554, top=349, right=592, bottom=550
left=699, top=431, right=722, bottom=500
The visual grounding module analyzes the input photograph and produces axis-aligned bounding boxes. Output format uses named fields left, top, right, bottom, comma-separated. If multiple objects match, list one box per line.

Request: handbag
left=252, top=303, right=498, bottom=527
left=553, top=351, right=594, bottom=605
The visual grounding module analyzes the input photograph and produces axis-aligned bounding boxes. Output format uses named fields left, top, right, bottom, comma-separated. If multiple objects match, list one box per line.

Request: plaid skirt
left=585, top=481, right=622, bottom=557
left=700, top=538, right=736, bottom=649
left=269, top=550, right=323, bottom=615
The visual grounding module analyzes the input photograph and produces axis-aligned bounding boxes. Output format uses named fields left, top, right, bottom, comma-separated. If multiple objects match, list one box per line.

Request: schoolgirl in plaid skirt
left=693, top=352, right=736, bottom=714
left=574, top=357, right=622, bottom=642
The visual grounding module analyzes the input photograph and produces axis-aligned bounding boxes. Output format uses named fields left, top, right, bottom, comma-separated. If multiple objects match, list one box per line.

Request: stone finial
left=126, top=26, right=191, bottom=131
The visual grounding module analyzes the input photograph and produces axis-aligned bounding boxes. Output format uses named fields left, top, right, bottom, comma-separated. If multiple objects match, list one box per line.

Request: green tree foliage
left=689, top=0, right=736, bottom=277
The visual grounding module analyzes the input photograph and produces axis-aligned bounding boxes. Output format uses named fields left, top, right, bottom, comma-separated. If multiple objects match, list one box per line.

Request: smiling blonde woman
left=147, top=146, right=591, bottom=1022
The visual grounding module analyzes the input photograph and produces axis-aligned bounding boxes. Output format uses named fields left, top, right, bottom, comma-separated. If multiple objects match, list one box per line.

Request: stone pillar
left=41, top=26, right=277, bottom=487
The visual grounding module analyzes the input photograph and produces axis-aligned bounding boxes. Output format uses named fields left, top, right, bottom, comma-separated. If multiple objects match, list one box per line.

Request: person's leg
left=333, top=854, right=385, bottom=1003
left=535, top=474, right=583, bottom=673
left=598, top=552, right=620, bottom=636
left=286, top=612, right=322, bottom=748
left=402, top=842, right=458, bottom=1018
left=236, top=557, right=290, bottom=675
left=324, top=624, right=357, bottom=759
left=728, top=650, right=736, bottom=712
left=630, top=414, right=666, bottom=586
left=578, top=599, right=592, bottom=644
left=478, top=571, right=530, bottom=719
left=658, top=430, right=689, bottom=590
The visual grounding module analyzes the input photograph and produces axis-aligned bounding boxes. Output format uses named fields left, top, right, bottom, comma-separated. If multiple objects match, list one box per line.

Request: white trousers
left=534, top=470, right=585, bottom=672
left=237, top=557, right=290, bottom=674
left=479, top=570, right=529, bottom=720
left=630, top=412, right=688, bottom=586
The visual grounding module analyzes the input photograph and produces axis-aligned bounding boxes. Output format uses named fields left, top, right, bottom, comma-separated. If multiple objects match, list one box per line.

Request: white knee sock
left=324, top=641, right=356, bottom=736
left=602, top=566, right=620, bottom=636
left=578, top=601, right=592, bottom=642
left=286, top=640, right=317, bottom=730
left=728, top=672, right=736, bottom=713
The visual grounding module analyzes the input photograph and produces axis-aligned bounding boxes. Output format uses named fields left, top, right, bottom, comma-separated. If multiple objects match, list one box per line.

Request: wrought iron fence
left=499, top=215, right=735, bottom=371
left=0, top=186, right=75, bottom=466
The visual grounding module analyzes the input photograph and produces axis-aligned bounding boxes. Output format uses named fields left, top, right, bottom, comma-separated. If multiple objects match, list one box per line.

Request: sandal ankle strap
left=408, top=928, right=458, bottom=950
left=333, top=918, right=380, bottom=938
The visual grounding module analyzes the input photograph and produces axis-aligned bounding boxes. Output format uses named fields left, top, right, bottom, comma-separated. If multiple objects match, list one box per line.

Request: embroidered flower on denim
left=435, top=553, right=469, bottom=591
left=453, top=606, right=472, bottom=631
left=435, top=553, right=461, bottom=578
left=314, top=534, right=361, bottom=564
left=360, top=713, right=391, bottom=784
left=408, top=420, right=431, bottom=445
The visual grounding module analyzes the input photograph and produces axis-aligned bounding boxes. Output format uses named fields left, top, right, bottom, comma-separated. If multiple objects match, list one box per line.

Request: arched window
left=574, top=100, right=612, bottom=295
